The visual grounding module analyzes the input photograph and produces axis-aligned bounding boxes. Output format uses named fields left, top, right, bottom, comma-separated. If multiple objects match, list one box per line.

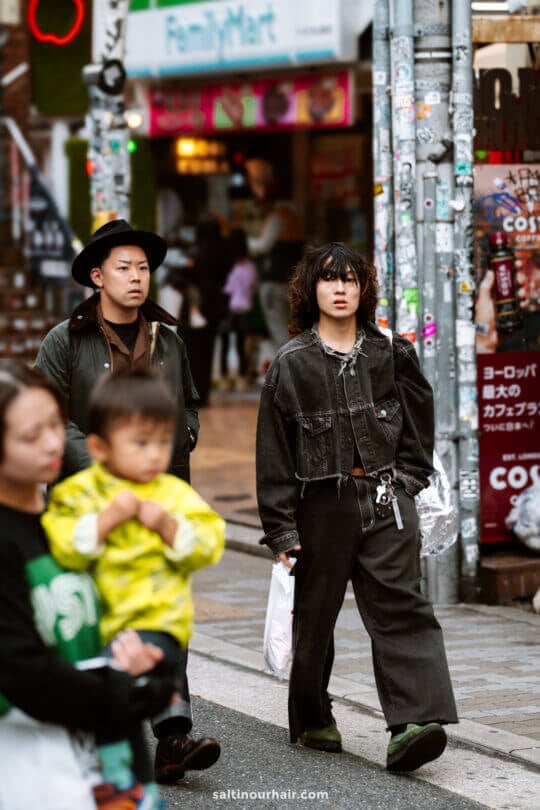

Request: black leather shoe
left=155, top=734, right=221, bottom=784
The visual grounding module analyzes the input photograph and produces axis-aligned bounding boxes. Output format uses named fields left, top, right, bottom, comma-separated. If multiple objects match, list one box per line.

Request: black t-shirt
left=105, top=319, right=139, bottom=354
left=328, top=350, right=362, bottom=469
left=0, top=503, right=148, bottom=738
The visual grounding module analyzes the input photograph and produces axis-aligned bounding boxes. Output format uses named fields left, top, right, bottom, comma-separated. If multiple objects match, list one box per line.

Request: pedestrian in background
left=34, top=219, right=220, bottom=783
left=0, top=361, right=174, bottom=810
left=220, top=228, right=258, bottom=392
left=43, top=369, right=225, bottom=787
left=244, top=159, right=304, bottom=355
left=178, top=214, right=229, bottom=406
left=256, top=242, right=457, bottom=772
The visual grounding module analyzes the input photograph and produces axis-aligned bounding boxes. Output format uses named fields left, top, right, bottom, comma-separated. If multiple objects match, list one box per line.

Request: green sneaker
left=299, top=723, right=342, bottom=753
left=387, top=723, right=447, bottom=772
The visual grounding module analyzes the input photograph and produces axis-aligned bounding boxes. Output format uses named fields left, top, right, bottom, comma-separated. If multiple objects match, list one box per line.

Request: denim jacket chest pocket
left=372, top=398, right=403, bottom=448
left=296, top=414, right=332, bottom=479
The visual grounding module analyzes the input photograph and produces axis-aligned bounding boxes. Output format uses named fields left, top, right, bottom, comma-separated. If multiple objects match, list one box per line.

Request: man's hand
left=138, top=500, right=178, bottom=547
left=475, top=266, right=530, bottom=354
left=111, top=629, right=164, bottom=676
left=475, top=270, right=500, bottom=354
left=276, top=545, right=301, bottom=569
left=98, top=490, right=141, bottom=544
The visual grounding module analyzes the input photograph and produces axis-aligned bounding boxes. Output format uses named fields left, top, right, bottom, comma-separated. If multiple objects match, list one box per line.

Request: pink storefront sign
left=149, top=71, right=354, bottom=136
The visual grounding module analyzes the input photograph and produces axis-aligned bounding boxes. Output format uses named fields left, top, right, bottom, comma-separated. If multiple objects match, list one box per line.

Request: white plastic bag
left=0, top=709, right=98, bottom=810
left=415, top=451, right=458, bottom=557
left=263, top=560, right=295, bottom=679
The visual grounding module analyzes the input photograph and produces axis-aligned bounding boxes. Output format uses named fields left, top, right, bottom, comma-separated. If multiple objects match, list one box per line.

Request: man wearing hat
left=35, top=219, right=221, bottom=783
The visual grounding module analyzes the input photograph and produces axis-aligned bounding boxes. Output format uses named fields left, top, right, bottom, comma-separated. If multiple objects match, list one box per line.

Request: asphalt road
left=156, top=697, right=488, bottom=810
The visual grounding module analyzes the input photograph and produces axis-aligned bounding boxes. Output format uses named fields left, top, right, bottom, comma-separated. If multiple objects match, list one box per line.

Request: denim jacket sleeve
left=256, top=372, right=301, bottom=556
left=392, top=335, right=435, bottom=496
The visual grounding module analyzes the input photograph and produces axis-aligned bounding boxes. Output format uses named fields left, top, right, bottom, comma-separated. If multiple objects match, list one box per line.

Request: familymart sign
left=125, top=0, right=361, bottom=77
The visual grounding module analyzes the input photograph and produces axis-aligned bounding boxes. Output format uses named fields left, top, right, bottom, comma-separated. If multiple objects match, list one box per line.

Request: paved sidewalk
left=190, top=393, right=540, bottom=769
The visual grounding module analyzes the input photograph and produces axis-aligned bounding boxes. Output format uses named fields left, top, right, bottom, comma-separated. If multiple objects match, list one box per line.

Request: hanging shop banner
left=473, top=164, right=540, bottom=354
left=477, top=351, right=539, bottom=544
left=149, top=71, right=353, bottom=136
left=27, top=170, right=74, bottom=281
left=125, top=0, right=361, bottom=77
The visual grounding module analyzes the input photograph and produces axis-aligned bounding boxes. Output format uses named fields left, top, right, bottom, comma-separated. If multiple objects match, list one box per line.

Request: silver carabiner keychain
left=374, top=473, right=404, bottom=530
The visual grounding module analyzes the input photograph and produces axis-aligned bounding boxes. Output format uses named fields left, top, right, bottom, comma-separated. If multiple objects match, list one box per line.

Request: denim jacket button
left=380, top=408, right=387, bottom=417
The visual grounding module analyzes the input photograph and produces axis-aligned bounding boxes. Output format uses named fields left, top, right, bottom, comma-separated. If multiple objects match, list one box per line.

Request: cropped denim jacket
left=256, top=323, right=435, bottom=555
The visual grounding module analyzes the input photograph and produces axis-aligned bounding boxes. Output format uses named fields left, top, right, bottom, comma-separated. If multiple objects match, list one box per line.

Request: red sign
left=149, top=71, right=353, bottom=137
left=28, top=0, right=86, bottom=46
left=478, top=351, right=540, bottom=543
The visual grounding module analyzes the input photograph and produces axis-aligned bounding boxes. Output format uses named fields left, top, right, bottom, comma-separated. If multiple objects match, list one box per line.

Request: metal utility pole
left=376, top=0, right=480, bottom=602
left=452, top=0, right=480, bottom=601
left=84, top=0, right=131, bottom=228
left=390, top=0, right=419, bottom=344
left=373, top=0, right=394, bottom=330
left=414, top=0, right=458, bottom=603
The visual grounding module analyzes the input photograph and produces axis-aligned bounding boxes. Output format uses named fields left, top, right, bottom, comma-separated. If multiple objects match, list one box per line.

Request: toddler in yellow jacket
left=43, top=368, right=225, bottom=788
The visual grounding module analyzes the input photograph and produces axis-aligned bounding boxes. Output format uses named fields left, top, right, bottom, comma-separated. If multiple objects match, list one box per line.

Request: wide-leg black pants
left=288, top=476, right=458, bottom=742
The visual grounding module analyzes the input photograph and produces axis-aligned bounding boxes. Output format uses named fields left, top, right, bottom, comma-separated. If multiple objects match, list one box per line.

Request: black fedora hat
left=72, top=219, right=168, bottom=288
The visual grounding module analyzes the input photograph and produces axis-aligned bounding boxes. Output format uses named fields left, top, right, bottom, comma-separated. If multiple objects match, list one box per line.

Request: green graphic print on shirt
left=0, top=554, right=101, bottom=717
left=28, top=554, right=101, bottom=662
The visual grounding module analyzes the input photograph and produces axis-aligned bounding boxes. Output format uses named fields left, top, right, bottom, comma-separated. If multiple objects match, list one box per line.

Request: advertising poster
left=473, top=164, right=540, bottom=354
left=474, top=165, right=540, bottom=544
left=477, top=352, right=539, bottom=543
left=149, top=71, right=353, bottom=136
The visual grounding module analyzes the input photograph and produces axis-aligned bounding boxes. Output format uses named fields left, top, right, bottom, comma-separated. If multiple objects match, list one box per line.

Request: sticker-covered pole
left=373, top=0, right=394, bottom=330
left=452, top=0, right=480, bottom=600
left=84, top=0, right=131, bottom=227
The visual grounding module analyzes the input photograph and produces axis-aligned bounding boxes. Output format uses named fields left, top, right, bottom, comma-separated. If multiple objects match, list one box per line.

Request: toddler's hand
left=110, top=490, right=141, bottom=523
left=98, top=490, right=141, bottom=542
left=111, top=629, right=164, bottom=676
left=138, top=500, right=168, bottom=533
left=138, top=500, right=178, bottom=547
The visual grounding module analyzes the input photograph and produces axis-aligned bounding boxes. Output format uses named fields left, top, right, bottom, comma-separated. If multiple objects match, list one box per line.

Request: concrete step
left=480, top=552, right=540, bottom=605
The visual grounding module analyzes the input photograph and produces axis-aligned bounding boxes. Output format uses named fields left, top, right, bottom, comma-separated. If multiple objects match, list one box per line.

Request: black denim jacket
left=256, top=323, right=435, bottom=555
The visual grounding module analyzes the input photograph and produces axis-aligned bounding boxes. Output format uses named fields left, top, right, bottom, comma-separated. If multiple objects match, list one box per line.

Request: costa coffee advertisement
left=149, top=71, right=353, bottom=136
left=477, top=351, right=540, bottom=543
left=473, top=164, right=540, bottom=354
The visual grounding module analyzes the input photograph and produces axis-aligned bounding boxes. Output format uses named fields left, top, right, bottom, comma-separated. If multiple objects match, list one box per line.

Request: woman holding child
left=0, top=361, right=174, bottom=809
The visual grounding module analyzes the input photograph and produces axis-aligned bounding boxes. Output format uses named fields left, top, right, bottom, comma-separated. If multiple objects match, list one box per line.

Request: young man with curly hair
left=256, top=242, right=457, bottom=772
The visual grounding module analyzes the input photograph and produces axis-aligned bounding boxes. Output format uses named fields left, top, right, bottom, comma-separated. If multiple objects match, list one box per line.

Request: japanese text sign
left=478, top=351, right=540, bottom=543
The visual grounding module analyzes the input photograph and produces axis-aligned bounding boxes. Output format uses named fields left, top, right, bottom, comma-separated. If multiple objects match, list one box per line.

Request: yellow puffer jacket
left=42, top=463, right=225, bottom=646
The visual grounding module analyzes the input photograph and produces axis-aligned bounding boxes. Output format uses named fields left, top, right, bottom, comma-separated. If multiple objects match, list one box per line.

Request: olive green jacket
left=35, top=294, right=199, bottom=482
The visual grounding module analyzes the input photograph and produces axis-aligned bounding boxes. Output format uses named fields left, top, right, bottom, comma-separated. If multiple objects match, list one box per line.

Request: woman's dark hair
left=228, top=228, right=249, bottom=264
left=0, top=360, right=67, bottom=461
left=87, top=368, right=178, bottom=439
left=288, top=242, right=378, bottom=336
